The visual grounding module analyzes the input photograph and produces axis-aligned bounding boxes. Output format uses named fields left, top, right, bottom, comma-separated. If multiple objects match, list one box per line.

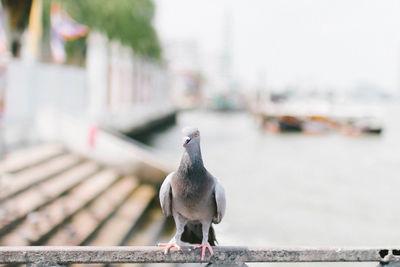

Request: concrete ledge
left=35, top=109, right=174, bottom=184
left=0, top=246, right=399, bottom=264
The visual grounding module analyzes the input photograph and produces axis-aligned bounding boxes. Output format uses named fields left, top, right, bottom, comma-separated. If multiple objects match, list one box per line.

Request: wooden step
left=45, top=176, right=139, bottom=246
left=157, top=216, right=176, bottom=243
left=88, top=184, right=156, bottom=246
left=0, top=161, right=101, bottom=236
left=113, top=209, right=174, bottom=267
left=0, top=143, right=65, bottom=174
left=0, top=153, right=83, bottom=202
left=135, top=216, right=183, bottom=267
left=126, top=206, right=167, bottom=246
left=0, top=169, right=121, bottom=246
left=71, top=186, right=156, bottom=267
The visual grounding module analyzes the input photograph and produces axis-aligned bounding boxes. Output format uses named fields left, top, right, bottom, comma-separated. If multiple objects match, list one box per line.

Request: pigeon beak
left=183, top=136, right=191, bottom=147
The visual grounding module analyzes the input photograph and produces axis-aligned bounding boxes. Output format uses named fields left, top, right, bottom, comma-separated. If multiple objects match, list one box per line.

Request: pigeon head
left=182, top=127, right=200, bottom=148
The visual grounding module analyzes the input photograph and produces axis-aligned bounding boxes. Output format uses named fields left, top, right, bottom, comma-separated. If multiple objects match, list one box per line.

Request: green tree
left=42, top=0, right=162, bottom=64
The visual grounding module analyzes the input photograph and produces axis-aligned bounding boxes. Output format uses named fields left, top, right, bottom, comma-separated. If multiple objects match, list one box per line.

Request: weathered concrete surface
left=0, top=246, right=399, bottom=265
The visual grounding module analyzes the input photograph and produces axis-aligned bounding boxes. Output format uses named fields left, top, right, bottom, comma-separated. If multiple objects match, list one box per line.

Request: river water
left=145, top=104, right=400, bottom=267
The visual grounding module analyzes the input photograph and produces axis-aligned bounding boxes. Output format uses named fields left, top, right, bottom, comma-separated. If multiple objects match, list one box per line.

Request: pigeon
left=158, top=127, right=226, bottom=260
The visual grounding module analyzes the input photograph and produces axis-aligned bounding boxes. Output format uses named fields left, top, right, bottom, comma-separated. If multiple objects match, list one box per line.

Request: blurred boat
left=354, top=117, right=383, bottom=135
left=301, top=116, right=332, bottom=134
left=255, top=100, right=384, bottom=135
left=277, top=115, right=302, bottom=132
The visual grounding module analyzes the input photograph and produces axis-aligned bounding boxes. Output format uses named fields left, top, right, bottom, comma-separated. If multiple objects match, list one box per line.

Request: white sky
left=154, top=0, right=400, bottom=92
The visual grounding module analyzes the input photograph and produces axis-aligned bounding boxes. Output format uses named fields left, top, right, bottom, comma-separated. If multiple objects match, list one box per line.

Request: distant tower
left=220, top=8, right=233, bottom=91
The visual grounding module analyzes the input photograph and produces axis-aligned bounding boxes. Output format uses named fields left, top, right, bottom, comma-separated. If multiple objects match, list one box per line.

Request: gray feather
left=159, top=172, right=174, bottom=217
left=213, top=180, right=226, bottom=224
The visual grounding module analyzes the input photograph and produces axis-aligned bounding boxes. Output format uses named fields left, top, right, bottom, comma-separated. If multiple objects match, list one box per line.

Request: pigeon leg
left=158, top=213, right=187, bottom=255
left=193, top=243, right=214, bottom=261
left=193, top=221, right=214, bottom=260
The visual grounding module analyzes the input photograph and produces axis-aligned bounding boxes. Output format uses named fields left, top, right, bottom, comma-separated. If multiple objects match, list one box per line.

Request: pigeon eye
left=194, top=132, right=198, bottom=137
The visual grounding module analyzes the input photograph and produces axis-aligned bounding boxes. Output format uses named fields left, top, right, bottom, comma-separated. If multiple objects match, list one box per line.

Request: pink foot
left=193, top=244, right=214, bottom=260
left=158, top=242, right=181, bottom=254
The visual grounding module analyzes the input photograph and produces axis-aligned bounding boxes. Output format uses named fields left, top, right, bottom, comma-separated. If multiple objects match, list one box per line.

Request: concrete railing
left=1, top=246, right=400, bottom=266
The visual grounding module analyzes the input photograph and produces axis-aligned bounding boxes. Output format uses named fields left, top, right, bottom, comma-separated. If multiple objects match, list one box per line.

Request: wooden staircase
left=0, top=143, right=174, bottom=256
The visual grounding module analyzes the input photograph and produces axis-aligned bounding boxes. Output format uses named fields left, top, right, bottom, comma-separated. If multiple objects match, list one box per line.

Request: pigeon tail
left=180, top=222, right=217, bottom=246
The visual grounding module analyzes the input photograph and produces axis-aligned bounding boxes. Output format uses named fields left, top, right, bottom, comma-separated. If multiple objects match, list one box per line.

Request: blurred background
left=0, top=0, right=399, bottom=267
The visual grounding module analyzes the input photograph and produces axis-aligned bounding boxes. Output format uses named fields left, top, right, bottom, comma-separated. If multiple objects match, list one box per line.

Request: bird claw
left=157, top=242, right=181, bottom=254
left=193, top=244, right=214, bottom=260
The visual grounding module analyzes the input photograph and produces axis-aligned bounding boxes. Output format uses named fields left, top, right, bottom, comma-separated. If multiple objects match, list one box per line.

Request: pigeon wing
left=213, top=179, right=226, bottom=224
left=159, top=172, right=174, bottom=217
